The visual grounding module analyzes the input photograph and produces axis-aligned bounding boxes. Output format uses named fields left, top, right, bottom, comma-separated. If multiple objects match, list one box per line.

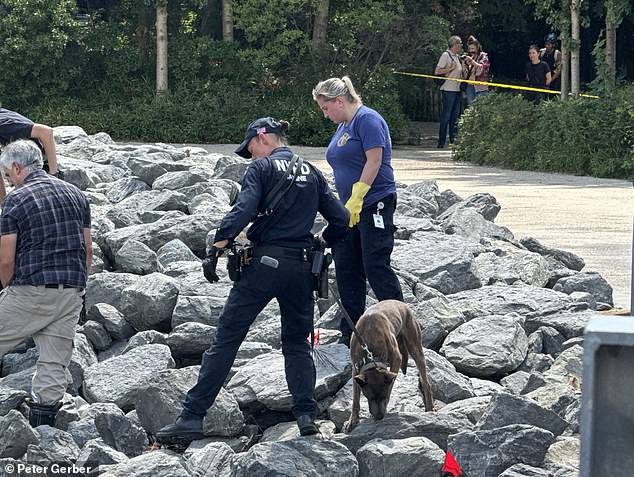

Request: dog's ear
left=382, top=370, right=398, bottom=385
left=353, top=373, right=367, bottom=388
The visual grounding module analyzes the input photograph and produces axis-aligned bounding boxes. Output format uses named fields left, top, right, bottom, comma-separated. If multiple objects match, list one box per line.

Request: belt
left=44, top=284, right=81, bottom=290
left=252, top=245, right=311, bottom=262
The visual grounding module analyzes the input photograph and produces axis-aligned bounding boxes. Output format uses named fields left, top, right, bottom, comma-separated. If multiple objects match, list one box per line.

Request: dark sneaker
left=337, top=334, right=351, bottom=348
left=156, top=414, right=204, bottom=445
left=297, top=415, right=318, bottom=436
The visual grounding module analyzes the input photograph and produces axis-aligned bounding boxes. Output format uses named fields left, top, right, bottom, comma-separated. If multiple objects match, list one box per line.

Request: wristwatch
left=54, top=170, right=65, bottom=180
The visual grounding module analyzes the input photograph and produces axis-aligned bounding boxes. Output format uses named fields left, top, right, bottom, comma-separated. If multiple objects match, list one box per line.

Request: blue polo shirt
left=0, top=170, right=91, bottom=287
left=325, top=105, right=396, bottom=206
left=0, top=108, right=34, bottom=145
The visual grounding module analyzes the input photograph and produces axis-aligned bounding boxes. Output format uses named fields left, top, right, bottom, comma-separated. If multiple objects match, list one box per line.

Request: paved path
left=197, top=143, right=634, bottom=310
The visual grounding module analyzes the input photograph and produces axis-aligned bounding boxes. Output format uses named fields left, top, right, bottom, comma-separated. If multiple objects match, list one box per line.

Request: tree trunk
left=156, top=4, right=168, bottom=97
left=312, top=0, right=329, bottom=50
left=222, top=0, right=233, bottom=42
left=605, top=22, right=616, bottom=86
left=570, top=0, right=580, bottom=98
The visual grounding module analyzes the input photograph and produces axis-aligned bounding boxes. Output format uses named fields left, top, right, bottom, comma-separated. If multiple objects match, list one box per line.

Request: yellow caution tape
left=394, top=71, right=600, bottom=99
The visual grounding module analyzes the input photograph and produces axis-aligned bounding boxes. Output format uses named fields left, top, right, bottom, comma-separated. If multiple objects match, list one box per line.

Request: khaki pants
left=0, top=285, right=83, bottom=404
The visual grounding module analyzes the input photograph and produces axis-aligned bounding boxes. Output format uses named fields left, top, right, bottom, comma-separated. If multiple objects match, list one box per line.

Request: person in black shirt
left=540, top=33, right=562, bottom=94
left=157, top=117, right=349, bottom=444
left=525, top=44, right=552, bottom=104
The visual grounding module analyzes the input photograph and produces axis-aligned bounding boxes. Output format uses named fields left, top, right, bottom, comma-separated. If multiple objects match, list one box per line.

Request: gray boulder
left=477, top=391, right=569, bottom=436
left=120, top=273, right=179, bottom=331
left=86, top=303, right=134, bottom=341
left=520, top=236, right=585, bottom=271
left=438, top=192, right=501, bottom=221
left=113, top=239, right=159, bottom=274
left=76, top=438, right=129, bottom=467
left=425, top=350, right=475, bottom=403
left=392, top=234, right=483, bottom=295
left=0, top=410, right=39, bottom=458
left=157, top=239, right=200, bottom=267
left=442, top=207, right=514, bottom=242
left=356, top=436, right=445, bottom=477
left=134, top=366, right=244, bottom=437
left=553, top=272, right=613, bottom=307
left=447, top=424, right=555, bottom=477
left=229, top=438, right=358, bottom=477
left=227, top=345, right=351, bottom=413
left=167, top=322, right=216, bottom=359
left=83, top=344, right=175, bottom=410
left=94, top=410, right=149, bottom=457
left=98, top=449, right=190, bottom=477
left=335, top=412, right=472, bottom=454
left=440, top=314, right=529, bottom=378
left=106, top=177, right=150, bottom=203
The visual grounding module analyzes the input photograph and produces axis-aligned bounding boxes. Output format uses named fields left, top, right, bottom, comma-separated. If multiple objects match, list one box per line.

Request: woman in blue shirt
left=312, top=76, right=403, bottom=346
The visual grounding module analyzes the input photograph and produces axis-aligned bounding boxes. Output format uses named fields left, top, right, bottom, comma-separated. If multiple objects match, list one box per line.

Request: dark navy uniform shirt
left=0, top=170, right=91, bottom=287
left=214, top=147, right=349, bottom=248
left=0, top=108, right=34, bottom=145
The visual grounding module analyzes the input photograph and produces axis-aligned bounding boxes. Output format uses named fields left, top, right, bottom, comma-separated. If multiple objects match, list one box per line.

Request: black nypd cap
left=235, top=117, right=284, bottom=159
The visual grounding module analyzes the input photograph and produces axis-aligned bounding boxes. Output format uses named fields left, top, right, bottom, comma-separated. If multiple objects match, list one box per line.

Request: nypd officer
left=157, top=117, right=349, bottom=444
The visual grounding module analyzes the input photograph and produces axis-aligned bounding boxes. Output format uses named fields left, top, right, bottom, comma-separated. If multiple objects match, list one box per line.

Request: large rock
left=229, top=438, right=358, bottom=477
left=392, top=234, right=483, bottom=295
left=98, top=449, right=190, bottom=477
left=440, top=314, right=529, bottom=378
left=477, top=391, right=569, bottom=436
left=520, top=236, right=585, bottom=271
left=0, top=410, right=39, bottom=458
left=448, top=424, right=555, bottom=477
left=335, top=412, right=472, bottom=454
left=227, top=345, right=351, bottom=413
left=83, top=344, right=175, bottom=410
left=438, top=192, right=501, bottom=221
left=442, top=207, right=514, bottom=242
left=356, top=436, right=445, bottom=477
left=119, top=273, right=179, bottom=331
left=553, top=272, right=614, bottom=306
left=134, top=367, right=244, bottom=437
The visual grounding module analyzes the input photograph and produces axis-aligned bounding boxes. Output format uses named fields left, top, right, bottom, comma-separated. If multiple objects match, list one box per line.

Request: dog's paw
left=342, top=418, right=358, bottom=433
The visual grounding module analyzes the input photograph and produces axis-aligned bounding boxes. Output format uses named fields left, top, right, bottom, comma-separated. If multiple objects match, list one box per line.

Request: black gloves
left=202, top=246, right=221, bottom=283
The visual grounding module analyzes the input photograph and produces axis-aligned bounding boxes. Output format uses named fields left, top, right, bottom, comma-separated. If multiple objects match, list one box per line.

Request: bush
left=454, top=85, right=634, bottom=179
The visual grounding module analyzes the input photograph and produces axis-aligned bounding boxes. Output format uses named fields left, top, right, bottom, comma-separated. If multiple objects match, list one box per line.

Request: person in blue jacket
left=157, top=117, right=349, bottom=444
left=312, top=76, right=404, bottom=347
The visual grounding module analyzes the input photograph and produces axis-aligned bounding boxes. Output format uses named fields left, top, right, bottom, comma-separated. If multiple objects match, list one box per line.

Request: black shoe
left=297, top=415, right=318, bottom=436
left=156, top=414, right=204, bottom=445
left=337, top=334, right=351, bottom=348
left=437, top=143, right=445, bottom=149
left=29, top=401, right=62, bottom=428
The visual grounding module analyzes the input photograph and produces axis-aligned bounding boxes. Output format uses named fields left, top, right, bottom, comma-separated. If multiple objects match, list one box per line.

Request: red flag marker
left=442, top=450, right=463, bottom=477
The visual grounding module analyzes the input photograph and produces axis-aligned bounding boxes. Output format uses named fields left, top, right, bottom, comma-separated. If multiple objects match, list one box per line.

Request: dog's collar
left=356, top=357, right=389, bottom=374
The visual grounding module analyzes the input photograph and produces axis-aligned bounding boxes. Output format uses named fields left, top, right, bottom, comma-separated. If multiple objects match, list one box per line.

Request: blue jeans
left=333, top=193, right=403, bottom=336
left=466, top=85, right=488, bottom=106
left=182, top=255, right=316, bottom=419
left=438, top=91, right=461, bottom=146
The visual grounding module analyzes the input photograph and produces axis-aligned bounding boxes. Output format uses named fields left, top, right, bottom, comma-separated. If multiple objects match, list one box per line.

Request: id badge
left=373, top=214, right=385, bottom=229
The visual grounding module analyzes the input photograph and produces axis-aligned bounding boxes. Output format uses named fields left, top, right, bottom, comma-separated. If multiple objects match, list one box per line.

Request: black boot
left=156, top=413, right=204, bottom=445
left=297, top=415, right=318, bottom=436
left=29, top=401, right=62, bottom=428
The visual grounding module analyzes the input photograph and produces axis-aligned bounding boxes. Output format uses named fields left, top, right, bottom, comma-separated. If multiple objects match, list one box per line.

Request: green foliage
left=0, top=0, right=78, bottom=108
left=455, top=86, right=634, bottom=179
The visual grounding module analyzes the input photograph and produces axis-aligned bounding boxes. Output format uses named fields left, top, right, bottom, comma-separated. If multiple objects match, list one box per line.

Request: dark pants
left=334, top=193, right=403, bottom=336
left=438, top=90, right=462, bottom=146
left=182, top=255, right=316, bottom=419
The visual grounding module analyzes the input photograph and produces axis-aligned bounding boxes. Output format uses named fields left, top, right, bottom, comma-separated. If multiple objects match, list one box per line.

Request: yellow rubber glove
left=344, top=182, right=371, bottom=227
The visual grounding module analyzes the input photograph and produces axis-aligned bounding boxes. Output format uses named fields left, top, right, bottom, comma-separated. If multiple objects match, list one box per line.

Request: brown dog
left=343, top=300, right=434, bottom=433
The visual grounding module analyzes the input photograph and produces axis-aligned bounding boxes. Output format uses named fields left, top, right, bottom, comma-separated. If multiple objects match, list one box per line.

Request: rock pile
left=0, top=126, right=607, bottom=476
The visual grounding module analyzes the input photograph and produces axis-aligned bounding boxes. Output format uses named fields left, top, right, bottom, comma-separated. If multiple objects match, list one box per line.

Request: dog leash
left=327, top=283, right=376, bottom=363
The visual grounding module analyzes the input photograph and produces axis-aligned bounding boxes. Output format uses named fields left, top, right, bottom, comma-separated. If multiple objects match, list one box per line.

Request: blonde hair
left=312, top=76, right=362, bottom=104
